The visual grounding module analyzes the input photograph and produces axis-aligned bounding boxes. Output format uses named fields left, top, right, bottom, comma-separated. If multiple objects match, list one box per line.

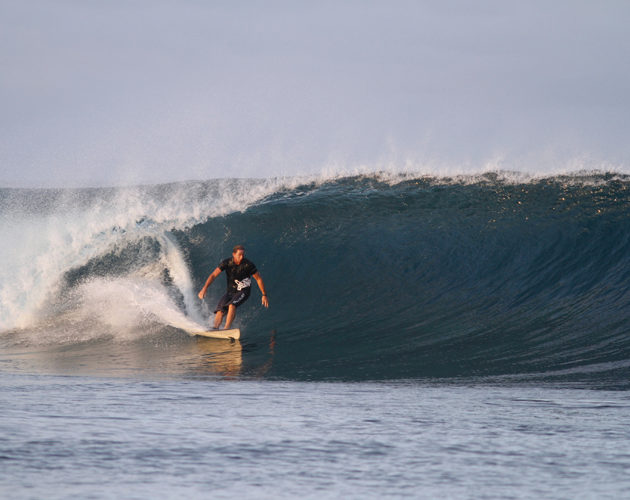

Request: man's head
left=232, top=245, right=245, bottom=265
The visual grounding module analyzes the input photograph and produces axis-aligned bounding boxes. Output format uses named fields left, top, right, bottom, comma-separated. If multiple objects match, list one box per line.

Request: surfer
left=198, top=245, right=269, bottom=330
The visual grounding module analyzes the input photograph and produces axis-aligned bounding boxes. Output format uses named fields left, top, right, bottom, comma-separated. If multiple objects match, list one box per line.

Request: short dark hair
left=232, top=245, right=245, bottom=253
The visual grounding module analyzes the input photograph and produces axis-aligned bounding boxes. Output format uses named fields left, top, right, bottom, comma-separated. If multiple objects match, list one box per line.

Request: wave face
left=2, top=172, right=630, bottom=383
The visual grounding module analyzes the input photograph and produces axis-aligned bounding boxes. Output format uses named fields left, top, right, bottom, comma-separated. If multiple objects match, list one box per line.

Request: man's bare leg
left=213, top=311, right=224, bottom=329
left=224, top=305, right=237, bottom=329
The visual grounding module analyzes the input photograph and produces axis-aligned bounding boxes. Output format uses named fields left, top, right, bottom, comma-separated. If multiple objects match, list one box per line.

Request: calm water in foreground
left=2, top=373, right=630, bottom=499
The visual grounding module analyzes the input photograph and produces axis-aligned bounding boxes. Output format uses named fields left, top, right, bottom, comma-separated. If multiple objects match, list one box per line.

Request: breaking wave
left=2, top=171, right=630, bottom=383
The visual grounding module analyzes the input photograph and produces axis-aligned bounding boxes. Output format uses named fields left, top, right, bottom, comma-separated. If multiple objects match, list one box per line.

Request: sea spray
left=0, top=178, right=303, bottom=331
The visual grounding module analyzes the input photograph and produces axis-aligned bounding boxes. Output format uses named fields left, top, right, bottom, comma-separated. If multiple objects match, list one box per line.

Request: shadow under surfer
left=198, top=245, right=269, bottom=330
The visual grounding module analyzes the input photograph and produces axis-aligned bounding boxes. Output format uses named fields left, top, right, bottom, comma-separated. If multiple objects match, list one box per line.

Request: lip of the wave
left=346, top=168, right=630, bottom=186
left=2, top=163, right=629, bottom=194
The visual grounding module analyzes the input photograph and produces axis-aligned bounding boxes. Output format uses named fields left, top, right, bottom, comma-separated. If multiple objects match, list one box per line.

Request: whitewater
left=3, top=170, right=630, bottom=499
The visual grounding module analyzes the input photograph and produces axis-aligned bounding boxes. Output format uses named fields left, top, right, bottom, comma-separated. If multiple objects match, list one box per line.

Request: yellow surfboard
left=190, top=328, right=241, bottom=340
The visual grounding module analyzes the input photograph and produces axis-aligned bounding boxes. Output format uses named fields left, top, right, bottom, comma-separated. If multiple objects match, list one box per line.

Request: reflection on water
left=0, top=327, right=286, bottom=379
left=187, top=337, right=243, bottom=377
left=0, top=332, right=246, bottom=378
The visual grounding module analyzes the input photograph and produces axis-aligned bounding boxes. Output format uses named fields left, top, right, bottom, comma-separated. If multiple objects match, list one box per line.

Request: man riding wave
left=198, top=245, right=269, bottom=330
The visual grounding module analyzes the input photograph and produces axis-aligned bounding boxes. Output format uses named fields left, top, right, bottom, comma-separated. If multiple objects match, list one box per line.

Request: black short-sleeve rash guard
left=219, top=257, right=258, bottom=293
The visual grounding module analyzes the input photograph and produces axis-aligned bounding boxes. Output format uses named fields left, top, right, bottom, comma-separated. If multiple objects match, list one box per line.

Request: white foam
left=0, top=178, right=301, bottom=332
left=1, top=276, right=209, bottom=347
left=75, top=277, right=207, bottom=341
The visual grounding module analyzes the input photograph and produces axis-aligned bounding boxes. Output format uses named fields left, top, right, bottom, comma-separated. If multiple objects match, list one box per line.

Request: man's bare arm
left=253, top=272, right=269, bottom=308
left=198, top=267, right=222, bottom=299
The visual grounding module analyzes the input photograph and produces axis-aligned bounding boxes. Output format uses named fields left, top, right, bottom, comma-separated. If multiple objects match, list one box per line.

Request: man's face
left=233, top=249, right=245, bottom=265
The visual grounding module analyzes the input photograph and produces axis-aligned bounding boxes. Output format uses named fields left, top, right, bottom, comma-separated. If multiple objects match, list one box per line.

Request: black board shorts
left=214, top=289, right=251, bottom=313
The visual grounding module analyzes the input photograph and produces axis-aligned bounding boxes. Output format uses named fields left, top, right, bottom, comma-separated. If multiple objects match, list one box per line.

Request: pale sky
left=1, top=0, right=629, bottom=187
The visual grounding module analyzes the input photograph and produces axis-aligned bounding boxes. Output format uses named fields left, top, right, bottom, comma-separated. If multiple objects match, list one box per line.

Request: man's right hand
left=198, top=289, right=206, bottom=300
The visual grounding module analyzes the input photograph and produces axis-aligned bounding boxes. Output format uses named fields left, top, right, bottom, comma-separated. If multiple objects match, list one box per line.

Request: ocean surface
left=2, top=172, right=630, bottom=498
